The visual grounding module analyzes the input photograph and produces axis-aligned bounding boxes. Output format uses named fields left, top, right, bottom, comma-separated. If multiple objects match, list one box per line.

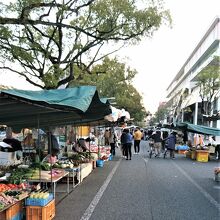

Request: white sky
left=1, top=0, right=220, bottom=114
left=116, top=0, right=220, bottom=113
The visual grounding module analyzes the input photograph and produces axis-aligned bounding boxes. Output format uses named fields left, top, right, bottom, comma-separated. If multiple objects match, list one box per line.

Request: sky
left=1, top=0, right=220, bottom=114
left=116, top=0, right=220, bottom=113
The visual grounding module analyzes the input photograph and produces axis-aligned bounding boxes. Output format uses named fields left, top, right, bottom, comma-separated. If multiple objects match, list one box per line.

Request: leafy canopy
left=196, top=56, right=220, bottom=115
left=0, top=0, right=171, bottom=89
left=69, top=56, right=147, bottom=122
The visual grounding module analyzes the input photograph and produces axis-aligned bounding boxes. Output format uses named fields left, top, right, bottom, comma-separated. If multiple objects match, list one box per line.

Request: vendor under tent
left=0, top=86, right=111, bottom=131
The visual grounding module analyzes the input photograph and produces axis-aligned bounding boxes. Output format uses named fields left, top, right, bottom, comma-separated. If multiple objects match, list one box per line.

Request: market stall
left=166, top=122, right=220, bottom=162
left=0, top=86, right=112, bottom=219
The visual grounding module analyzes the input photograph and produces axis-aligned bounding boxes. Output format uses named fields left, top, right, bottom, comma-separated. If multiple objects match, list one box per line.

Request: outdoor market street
left=54, top=141, right=220, bottom=220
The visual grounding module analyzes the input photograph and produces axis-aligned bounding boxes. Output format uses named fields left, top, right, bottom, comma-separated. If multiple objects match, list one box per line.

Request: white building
left=166, top=17, right=220, bottom=128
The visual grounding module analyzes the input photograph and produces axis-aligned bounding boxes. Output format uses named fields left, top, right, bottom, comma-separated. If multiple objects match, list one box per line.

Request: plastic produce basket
left=25, top=194, right=53, bottom=207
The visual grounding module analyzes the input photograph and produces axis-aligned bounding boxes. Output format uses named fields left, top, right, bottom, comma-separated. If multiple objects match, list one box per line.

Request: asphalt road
left=55, top=141, right=220, bottom=220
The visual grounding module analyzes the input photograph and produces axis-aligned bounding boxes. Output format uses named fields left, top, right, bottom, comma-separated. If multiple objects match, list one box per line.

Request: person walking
left=152, top=128, right=162, bottom=157
left=109, top=128, right=117, bottom=157
left=104, top=129, right=110, bottom=146
left=164, top=131, right=176, bottom=159
left=124, top=129, right=133, bottom=160
left=133, top=127, right=142, bottom=154
left=120, top=129, right=127, bottom=157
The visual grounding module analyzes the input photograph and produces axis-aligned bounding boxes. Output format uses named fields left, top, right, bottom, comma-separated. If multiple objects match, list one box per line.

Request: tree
left=151, top=103, right=168, bottom=125
left=196, top=56, right=220, bottom=117
left=0, top=0, right=171, bottom=89
left=69, top=56, right=147, bottom=122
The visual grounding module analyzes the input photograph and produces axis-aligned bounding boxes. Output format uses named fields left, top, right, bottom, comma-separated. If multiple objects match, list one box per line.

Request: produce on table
left=0, top=192, right=18, bottom=208
left=7, top=167, right=34, bottom=184
left=29, top=190, right=50, bottom=199
left=41, top=162, right=51, bottom=171
left=0, top=184, right=10, bottom=192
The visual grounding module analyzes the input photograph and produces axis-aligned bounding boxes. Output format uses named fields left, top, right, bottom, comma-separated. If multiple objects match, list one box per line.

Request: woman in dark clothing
left=162, top=130, right=169, bottom=151
left=124, top=129, right=133, bottom=160
left=120, top=129, right=127, bottom=157
left=164, top=132, right=176, bottom=159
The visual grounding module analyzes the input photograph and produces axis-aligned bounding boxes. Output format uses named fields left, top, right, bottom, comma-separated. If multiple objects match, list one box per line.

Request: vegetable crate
left=0, top=200, right=24, bottom=220
left=25, top=194, right=53, bottom=206
left=26, top=199, right=55, bottom=220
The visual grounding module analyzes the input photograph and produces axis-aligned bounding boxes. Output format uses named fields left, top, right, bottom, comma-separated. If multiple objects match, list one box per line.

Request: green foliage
left=196, top=56, right=220, bottom=115
left=151, top=104, right=168, bottom=125
left=0, top=0, right=171, bottom=89
left=69, top=56, right=147, bottom=122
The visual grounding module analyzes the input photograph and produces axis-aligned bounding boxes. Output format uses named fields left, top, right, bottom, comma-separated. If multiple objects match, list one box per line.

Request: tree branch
left=0, top=66, right=43, bottom=89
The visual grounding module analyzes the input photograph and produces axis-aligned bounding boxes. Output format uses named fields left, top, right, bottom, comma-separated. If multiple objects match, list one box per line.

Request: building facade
left=166, top=17, right=220, bottom=128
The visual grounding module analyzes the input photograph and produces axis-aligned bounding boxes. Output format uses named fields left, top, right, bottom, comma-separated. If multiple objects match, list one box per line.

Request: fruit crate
left=11, top=212, right=24, bottom=220
left=25, top=194, right=53, bottom=206
left=0, top=200, right=24, bottom=220
left=26, top=199, right=55, bottom=220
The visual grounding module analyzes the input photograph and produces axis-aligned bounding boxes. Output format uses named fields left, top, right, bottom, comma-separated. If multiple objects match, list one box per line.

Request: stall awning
left=176, top=122, right=220, bottom=136
left=1, top=86, right=103, bottom=112
left=0, top=86, right=111, bottom=131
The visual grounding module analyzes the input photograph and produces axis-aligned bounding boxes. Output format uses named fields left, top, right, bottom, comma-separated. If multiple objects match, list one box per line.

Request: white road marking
left=172, top=161, right=220, bottom=211
left=143, top=158, right=149, bottom=165
left=80, top=159, right=121, bottom=220
left=213, top=185, right=220, bottom=190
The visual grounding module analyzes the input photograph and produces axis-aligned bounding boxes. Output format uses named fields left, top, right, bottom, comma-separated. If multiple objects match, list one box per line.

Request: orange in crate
left=26, top=199, right=55, bottom=220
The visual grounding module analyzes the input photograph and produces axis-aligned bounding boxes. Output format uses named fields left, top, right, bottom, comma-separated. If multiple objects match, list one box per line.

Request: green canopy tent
left=175, top=122, right=220, bottom=136
left=0, top=86, right=111, bottom=131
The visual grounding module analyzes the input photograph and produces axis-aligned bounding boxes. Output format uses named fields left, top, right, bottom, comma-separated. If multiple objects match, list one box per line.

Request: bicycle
left=149, top=140, right=157, bottom=158
left=163, top=147, right=175, bottom=159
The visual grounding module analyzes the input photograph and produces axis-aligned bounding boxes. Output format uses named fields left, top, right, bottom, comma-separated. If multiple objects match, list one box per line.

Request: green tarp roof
left=0, top=86, right=111, bottom=131
left=2, top=86, right=101, bottom=112
left=176, top=122, right=220, bottom=136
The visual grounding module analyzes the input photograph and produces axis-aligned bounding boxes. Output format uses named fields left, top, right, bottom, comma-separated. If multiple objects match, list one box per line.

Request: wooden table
left=28, top=171, right=69, bottom=198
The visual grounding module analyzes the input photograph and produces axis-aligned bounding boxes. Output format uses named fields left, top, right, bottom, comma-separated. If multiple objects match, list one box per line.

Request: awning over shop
left=1, top=86, right=103, bottom=112
left=0, top=86, right=111, bottom=131
left=176, top=122, right=220, bottom=136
